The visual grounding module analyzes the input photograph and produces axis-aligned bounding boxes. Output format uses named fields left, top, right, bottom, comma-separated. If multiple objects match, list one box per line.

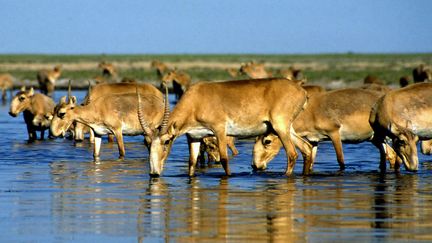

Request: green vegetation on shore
left=0, top=53, right=431, bottom=88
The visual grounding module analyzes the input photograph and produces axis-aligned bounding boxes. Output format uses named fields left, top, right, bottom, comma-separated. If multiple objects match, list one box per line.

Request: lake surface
left=1, top=90, right=432, bottom=242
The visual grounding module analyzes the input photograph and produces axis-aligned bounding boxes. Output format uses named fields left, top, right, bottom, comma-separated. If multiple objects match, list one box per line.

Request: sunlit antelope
left=253, top=88, right=397, bottom=174
left=74, top=82, right=163, bottom=143
left=9, top=87, right=55, bottom=141
left=50, top=83, right=165, bottom=161
left=370, top=82, right=432, bottom=172
left=150, top=60, right=169, bottom=80
left=0, top=73, right=14, bottom=101
left=239, top=61, right=272, bottom=79
left=162, top=69, right=191, bottom=99
left=98, top=61, right=117, bottom=78
left=141, top=78, right=307, bottom=177
left=37, top=65, right=62, bottom=97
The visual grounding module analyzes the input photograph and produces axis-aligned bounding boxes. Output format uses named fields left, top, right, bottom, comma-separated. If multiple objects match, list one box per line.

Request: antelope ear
left=60, top=96, right=67, bottom=104
left=20, top=86, right=26, bottom=91
left=69, top=96, right=77, bottom=106
left=168, top=122, right=176, bottom=137
left=45, top=113, right=53, bottom=121
left=29, top=87, right=34, bottom=96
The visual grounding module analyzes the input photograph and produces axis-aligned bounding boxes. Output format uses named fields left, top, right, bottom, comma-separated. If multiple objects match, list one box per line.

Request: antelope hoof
left=284, top=170, right=294, bottom=177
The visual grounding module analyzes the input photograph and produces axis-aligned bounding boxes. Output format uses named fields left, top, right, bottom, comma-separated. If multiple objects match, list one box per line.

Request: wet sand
left=1, top=90, right=432, bottom=242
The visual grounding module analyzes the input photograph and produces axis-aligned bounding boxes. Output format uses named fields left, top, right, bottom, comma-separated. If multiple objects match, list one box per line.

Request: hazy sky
left=1, top=0, right=431, bottom=54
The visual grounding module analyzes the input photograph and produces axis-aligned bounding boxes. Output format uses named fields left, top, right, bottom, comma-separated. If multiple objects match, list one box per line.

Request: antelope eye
left=19, top=96, right=25, bottom=102
left=58, top=111, right=66, bottom=118
left=263, top=139, right=272, bottom=145
left=164, top=139, right=170, bottom=145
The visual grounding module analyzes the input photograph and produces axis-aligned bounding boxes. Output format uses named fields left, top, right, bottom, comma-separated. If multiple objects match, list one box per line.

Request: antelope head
left=388, top=121, right=419, bottom=171
left=50, top=81, right=77, bottom=137
left=252, top=133, right=281, bottom=171
left=393, top=131, right=419, bottom=171
left=161, top=70, right=177, bottom=83
left=137, top=83, right=175, bottom=177
left=202, top=137, right=221, bottom=162
left=32, top=112, right=53, bottom=127
left=9, top=87, right=34, bottom=117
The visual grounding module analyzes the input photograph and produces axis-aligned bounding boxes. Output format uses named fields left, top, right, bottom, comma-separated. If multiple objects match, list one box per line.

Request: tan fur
left=0, top=73, right=14, bottom=101
left=302, top=84, right=325, bottom=98
left=75, top=82, right=163, bottom=142
left=360, top=83, right=392, bottom=93
left=98, top=61, right=117, bottom=78
left=37, top=65, right=62, bottom=97
left=9, top=87, right=55, bottom=141
left=150, top=60, right=169, bottom=80
left=279, top=66, right=303, bottom=80
left=199, top=136, right=239, bottom=163
left=253, top=88, right=397, bottom=174
left=370, top=82, right=432, bottom=172
left=239, top=62, right=272, bottom=79
left=226, top=68, right=239, bottom=78
left=363, top=75, right=384, bottom=85
left=162, top=69, right=191, bottom=99
left=51, top=91, right=164, bottom=161
left=148, top=78, right=308, bottom=177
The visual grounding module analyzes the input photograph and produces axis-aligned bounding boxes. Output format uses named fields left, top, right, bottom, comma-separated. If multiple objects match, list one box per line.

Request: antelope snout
left=149, top=171, right=161, bottom=178
left=251, top=162, right=267, bottom=171
left=8, top=111, right=17, bottom=117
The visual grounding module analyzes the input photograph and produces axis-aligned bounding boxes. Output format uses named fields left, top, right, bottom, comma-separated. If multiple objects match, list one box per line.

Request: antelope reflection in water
left=48, top=159, right=432, bottom=241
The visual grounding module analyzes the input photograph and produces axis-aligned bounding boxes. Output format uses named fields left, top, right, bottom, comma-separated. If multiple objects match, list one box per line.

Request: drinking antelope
left=370, top=82, right=432, bottom=172
left=253, top=88, right=397, bottom=174
left=50, top=85, right=165, bottom=161
left=141, top=78, right=307, bottom=177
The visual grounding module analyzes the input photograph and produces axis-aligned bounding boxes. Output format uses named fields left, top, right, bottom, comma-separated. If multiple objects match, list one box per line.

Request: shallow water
left=1, top=90, right=432, bottom=242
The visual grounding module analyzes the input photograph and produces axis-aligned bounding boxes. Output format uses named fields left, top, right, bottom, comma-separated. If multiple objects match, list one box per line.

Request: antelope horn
left=84, top=80, right=92, bottom=105
left=160, top=81, right=170, bottom=134
left=67, top=80, right=72, bottom=102
left=136, top=85, right=154, bottom=137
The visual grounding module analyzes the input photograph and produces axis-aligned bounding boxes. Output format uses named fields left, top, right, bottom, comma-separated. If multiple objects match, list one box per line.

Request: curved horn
left=136, top=85, right=154, bottom=137
left=67, top=80, right=72, bottom=102
left=160, top=82, right=170, bottom=134
left=84, top=80, right=92, bottom=105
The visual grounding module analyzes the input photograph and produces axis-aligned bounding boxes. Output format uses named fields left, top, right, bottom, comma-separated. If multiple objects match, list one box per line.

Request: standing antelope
left=412, top=64, right=432, bottom=83
left=50, top=85, right=164, bottom=161
left=370, top=82, right=432, bottom=172
left=150, top=60, right=169, bottom=81
left=9, top=87, right=55, bottom=141
left=37, top=65, right=62, bottom=97
left=98, top=61, right=117, bottom=78
left=162, top=69, right=191, bottom=99
left=74, top=82, right=163, bottom=142
left=279, top=66, right=303, bottom=80
left=0, top=73, right=14, bottom=101
left=141, top=78, right=307, bottom=177
left=239, top=62, right=272, bottom=79
left=253, top=88, right=397, bottom=174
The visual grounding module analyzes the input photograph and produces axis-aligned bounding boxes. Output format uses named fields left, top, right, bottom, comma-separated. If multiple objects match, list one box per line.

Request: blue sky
left=1, top=0, right=431, bottom=54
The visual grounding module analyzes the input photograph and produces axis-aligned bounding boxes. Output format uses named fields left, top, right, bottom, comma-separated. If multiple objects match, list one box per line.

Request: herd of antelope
left=3, top=61, right=432, bottom=177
